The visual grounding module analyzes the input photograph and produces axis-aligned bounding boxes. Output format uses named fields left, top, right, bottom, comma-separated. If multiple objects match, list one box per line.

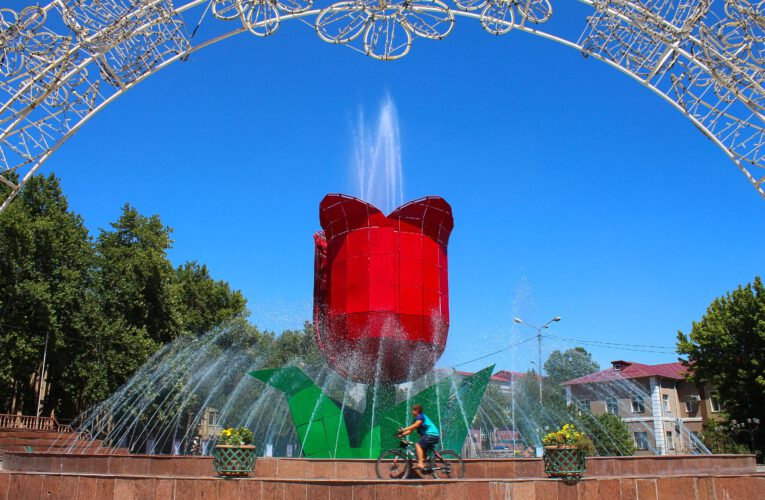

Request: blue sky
left=24, top=1, right=764, bottom=375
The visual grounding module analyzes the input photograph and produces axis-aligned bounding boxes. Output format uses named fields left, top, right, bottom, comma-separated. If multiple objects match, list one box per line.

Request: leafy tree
left=89, top=204, right=182, bottom=402
left=95, top=204, right=181, bottom=343
left=700, top=419, right=750, bottom=455
left=1, top=177, right=252, bottom=418
left=577, top=412, right=636, bottom=456
left=677, top=277, right=765, bottom=458
left=175, top=261, right=247, bottom=337
left=473, top=383, right=512, bottom=432
left=544, top=347, right=600, bottom=387
left=267, top=321, right=323, bottom=370
left=0, top=174, right=96, bottom=416
left=510, top=369, right=569, bottom=448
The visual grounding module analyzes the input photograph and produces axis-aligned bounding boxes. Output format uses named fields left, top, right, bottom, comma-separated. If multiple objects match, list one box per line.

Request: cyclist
left=399, top=404, right=440, bottom=470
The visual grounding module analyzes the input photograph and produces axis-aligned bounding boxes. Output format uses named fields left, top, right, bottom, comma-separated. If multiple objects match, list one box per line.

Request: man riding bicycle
left=399, top=404, right=440, bottom=470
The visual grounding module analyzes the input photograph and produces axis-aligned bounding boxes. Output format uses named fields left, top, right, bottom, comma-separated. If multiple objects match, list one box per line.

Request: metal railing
left=0, top=414, right=74, bottom=433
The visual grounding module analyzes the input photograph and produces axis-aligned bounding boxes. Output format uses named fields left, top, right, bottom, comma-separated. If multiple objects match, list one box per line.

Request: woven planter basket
left=212, top=445, right=257, bottom=478
left=543, top=445, right=586, bottom=481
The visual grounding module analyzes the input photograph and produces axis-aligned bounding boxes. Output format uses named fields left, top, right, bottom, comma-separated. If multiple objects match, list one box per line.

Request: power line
left=451, top=329, right=679, bottom=370
left=452, top=335, right=537, bottom=368
left=546, top=334, right=677, bottom=355
left=547, top=334, right=674, bottom=350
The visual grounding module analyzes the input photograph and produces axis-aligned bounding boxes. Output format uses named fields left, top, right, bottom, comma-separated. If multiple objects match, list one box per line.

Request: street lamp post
left=732, top=418, right=760, bottom=455
left=514, top=316, right=561, bottom=404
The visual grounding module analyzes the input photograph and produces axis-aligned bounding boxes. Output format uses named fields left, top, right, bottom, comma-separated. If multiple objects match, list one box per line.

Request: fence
left=0, top=414, right=73, bottom=433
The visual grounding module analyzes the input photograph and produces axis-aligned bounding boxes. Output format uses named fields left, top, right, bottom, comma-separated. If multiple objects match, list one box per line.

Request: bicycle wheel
left=376, top=449, right=410, bottom=479
left=433, top=450, right=465, bottom=478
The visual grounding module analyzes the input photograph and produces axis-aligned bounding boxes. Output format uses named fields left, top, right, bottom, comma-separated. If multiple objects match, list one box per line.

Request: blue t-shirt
left=415, top=413, right=440, bottom=437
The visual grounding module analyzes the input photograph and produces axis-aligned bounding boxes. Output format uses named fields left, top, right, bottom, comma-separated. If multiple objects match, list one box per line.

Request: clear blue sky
left=25, top=1, right=764, bottom=375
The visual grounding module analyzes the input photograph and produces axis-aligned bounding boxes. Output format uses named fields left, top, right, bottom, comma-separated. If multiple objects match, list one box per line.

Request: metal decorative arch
left=0, top=0, right=764, bottom=211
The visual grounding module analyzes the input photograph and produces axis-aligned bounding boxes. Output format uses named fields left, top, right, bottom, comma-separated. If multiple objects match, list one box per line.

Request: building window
left=634, top=432, right=650, bottom=450
left=662, top=394, right=670, bottom=413
left=207, top=410, right=217, bottom=427
left=685, top=396, right=700, bottom=414
left=606, top=398, right=619, bottom=415
left=710, top=393, right=723, bottom=413
left=666, top=431, right=675, bottom=450
left=614, top=363, right=622, bottom=371
left=631, top=397, right=645, bottom=413
left=576, top=399, right=591, bottom=413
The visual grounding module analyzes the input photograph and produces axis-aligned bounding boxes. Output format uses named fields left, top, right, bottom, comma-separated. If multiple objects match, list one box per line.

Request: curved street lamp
left=731, top=418, right=760, bottom=455
left=514, top=316, right=561, bottom=403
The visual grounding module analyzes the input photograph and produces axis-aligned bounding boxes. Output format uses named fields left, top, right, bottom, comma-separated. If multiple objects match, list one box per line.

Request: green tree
left=544, top=347, right=600, bottom=387
left=0, top=174, right=97, bottom=416
left=511, top=369, right=569, bottom=448
left=1, top=178, right=251, bottom=418
left=95, top=204, right=181, bottom=343
left=677, top=277, right=765, bottom=458
left=700, top=419, right=750, bottom=455
left=89, top=204, right=182, bottom=400
left=175, top=261, right=247, bottom=337
left=473, top=383, right=512, bottom=432
left=577, top=412, right=636, bottom=456
left=266, top=321, right=324, bottom=370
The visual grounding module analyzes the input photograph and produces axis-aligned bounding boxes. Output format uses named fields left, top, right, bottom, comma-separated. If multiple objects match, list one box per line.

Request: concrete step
left=0, top=438, right=98, bottom=446
left=0, top=431, right=75, bottom=440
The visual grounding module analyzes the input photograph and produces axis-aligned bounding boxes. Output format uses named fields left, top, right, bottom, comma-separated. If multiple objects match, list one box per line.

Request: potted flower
left=212, top=427, right=256, bottom=478
left=541, top=424, right=588, bottom=481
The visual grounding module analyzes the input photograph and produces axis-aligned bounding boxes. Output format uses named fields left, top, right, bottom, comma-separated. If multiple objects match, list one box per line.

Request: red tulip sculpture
left=313, top=194, right=454, bottom=384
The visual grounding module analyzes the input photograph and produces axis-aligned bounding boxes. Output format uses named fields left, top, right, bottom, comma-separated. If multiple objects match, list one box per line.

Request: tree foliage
left=176, top=262, right=246, bottom=337
left=0, top=174, right=95, bottom=416
left=510, top=368, right=569, bottom=447
left=474, top=382, right=512, bottom=431
left=577, top=412, right=636, bottom=456
left=677, top=277, right=765, bottom=458
left=544, top=347, right=600, bottom=387
left=700, top=419, right=750, bottom=455
left=0, top=175, right=248, bottom=418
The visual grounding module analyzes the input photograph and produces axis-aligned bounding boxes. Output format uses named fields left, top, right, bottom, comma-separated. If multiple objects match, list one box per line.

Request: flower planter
left=212, top=444, right=256, bottom=478
left=543, top=445, right=586, bottom=481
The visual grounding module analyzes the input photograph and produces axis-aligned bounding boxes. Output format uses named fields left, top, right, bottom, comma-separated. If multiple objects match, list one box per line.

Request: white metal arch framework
left=0, top=0, right=764, bottom=211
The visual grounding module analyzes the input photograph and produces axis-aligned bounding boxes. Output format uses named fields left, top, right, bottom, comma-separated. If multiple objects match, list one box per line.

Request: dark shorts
left=417, top=435, right=440, bottom=451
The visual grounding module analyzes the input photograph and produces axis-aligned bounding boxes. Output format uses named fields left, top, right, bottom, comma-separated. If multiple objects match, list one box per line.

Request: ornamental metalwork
left=0, top=0, right=764, bottom=211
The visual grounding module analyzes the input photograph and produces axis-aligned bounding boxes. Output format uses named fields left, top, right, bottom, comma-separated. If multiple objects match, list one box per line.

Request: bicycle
left=375, top=431, right=465, bottom=480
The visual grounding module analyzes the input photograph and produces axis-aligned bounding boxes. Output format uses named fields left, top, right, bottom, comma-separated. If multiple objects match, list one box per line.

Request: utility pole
left=514, top=316, right=561, bottom=404
left=37, top=330, right=49, bottom=417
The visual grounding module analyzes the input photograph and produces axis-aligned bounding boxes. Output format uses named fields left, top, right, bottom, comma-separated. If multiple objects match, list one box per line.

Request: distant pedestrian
left=190, top=436, right=201, bottom=455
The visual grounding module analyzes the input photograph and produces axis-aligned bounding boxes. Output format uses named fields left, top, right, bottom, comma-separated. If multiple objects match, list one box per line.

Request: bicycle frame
left=398, top=438, right=447, bottom=472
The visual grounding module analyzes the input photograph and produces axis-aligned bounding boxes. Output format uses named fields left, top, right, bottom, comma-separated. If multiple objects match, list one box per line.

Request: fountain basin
left=1, top=451, right=756, bottom=479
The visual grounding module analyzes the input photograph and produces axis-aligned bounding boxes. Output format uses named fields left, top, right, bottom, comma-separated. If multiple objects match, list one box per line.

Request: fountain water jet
left=354, top=94, right=404, bottom=214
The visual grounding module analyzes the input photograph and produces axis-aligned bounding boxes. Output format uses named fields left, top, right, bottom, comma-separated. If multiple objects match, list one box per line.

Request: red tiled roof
left=452, top=369, right=527, bottom=383
left=562, top=360, right=688, bottom=386
left=492, top=370, right=527, bottom=382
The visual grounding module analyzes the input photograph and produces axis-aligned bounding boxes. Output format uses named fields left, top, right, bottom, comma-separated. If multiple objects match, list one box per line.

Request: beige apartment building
left=562, top=360, right=722, bottom=455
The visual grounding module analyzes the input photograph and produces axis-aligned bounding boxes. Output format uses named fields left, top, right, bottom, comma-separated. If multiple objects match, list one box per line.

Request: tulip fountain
left=248, top=194, right=494, bottom=458
left=4, top=194, right=759, bottom=498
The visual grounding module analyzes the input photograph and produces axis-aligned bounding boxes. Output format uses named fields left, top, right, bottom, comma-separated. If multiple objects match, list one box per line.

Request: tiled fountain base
left=1, top=453, right=756, bottom=479
left=1, top=471, right=764, bottom=499
left=1, top=453, right=762, bottom=499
